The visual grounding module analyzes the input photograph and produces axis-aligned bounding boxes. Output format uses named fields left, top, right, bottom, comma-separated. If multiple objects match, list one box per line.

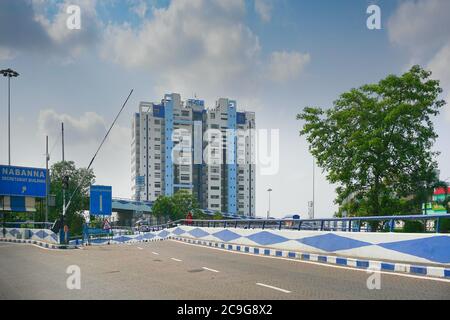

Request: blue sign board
left=90, top=185, right=112, bottom=216
left=0, top=165, right=47, bottom=198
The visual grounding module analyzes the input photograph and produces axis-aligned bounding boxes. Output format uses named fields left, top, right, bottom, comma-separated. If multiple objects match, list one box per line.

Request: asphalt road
left=0, top=240, right=449, bottom=300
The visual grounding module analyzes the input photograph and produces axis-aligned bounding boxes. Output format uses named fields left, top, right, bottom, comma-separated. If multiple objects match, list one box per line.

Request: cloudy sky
left=1, top=0, right=449, bottom=218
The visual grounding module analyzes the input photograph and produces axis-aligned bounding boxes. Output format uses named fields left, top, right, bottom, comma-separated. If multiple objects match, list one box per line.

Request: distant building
left=131, top=93, right=255, bottom=217
left=423, top=187, right=450, bottom=214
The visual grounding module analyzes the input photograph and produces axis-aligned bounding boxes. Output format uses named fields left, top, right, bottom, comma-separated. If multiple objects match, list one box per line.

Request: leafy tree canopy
left=297, top=65, right=445, bottom=217
left=49, top=161, right=95, bottom=234
left=152, top=190, right=200, bottom=221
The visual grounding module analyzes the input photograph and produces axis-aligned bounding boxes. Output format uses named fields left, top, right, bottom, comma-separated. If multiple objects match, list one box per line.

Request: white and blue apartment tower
left=131, top=93, right=256, bottom=217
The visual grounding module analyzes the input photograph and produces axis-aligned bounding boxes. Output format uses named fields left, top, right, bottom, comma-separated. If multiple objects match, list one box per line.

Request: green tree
left=152, top=195, right=175, bottom=224
left=49, top=161, right=95, bottom=235
left=172, top=190, right=199, bottom=220
left=151, top=190, right=200, bottom=222
left=297, top=66, right=445, bottom=218
left=212, top=211, right=224, bottom=220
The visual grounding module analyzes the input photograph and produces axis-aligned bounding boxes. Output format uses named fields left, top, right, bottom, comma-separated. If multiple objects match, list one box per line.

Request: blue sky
left=1, top=0, right=450, bottom=218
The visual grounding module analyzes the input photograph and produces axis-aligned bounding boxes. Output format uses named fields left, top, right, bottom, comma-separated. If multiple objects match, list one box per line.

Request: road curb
left=75, top=237, right=168, bottom=246
left=0, top=237, right=78, bottom=250
left=170, top=236, right=450, bottom=279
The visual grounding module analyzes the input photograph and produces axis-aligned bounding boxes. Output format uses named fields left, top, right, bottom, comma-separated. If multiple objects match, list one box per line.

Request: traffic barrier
left=169, top=236, right=450, bottom=279
left=165, top=225, right=450, bottom=266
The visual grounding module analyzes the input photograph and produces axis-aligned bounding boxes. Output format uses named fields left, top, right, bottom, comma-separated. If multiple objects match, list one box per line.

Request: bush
left=438, top=217, right=450, bottom=233
left=403, top=220, right=425, bottom=233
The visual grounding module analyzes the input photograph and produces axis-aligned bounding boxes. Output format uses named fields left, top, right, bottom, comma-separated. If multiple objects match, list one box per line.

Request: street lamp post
left=1, top=68, right=20, bottom=165
left=267, top=188, right=272, bottom=219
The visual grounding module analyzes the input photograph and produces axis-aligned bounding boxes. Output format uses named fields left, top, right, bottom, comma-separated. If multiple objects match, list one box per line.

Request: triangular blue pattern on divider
left=91, top=238, right=109, bottom=244
left=378, top=236, right=450, bottom=264
left=9, top=229, right=19, bottom=237
left=158, top=230, right=170, bottom=238
left=172, top=227, right=186, bottom=235
left=114, top=236, right=132, bottom=243
left=135, top=235, right=144, bottom=241
left=297, top=233, right=372, bottom=252
left=213, top=230, right=241, bottom=242
left=247, top=231, right=289, bottom=246
left=144, top=233, right=155, bottom=239
left=188, top=228, right=209, bottom=238
left=36, top=230, right=48, bottom=239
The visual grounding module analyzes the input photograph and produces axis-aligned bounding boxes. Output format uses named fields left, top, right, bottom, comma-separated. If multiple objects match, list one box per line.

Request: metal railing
left=143, top=214, right=450, bottom=233
left=2, top=222, right=53, bottom=229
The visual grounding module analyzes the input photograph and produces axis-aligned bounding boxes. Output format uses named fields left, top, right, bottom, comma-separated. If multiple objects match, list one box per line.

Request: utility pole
left=62, top=122, right=65, bottom=162
left=312, top=157, right=315, bottom=219
left=267, top=188, right=272, bottom=219
left=61, top=122, right=66, bottom=244
left=1, top=68, right=19, bottom=165
left=45, top=136, right=49, bottom=223
left=62, top=123, right=65, bottom=218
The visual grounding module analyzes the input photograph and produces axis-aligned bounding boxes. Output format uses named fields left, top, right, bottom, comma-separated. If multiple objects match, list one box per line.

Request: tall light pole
left=1, top=68, right=20, bottom=165
left=267, top=188, right=272, bottom=219
left=312, top=157, right=315, bottom=219
left=45, top=136, right=50, bottom=223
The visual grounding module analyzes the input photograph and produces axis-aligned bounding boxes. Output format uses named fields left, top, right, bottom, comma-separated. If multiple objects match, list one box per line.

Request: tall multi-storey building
left=131, top=93, right=255, bottom=217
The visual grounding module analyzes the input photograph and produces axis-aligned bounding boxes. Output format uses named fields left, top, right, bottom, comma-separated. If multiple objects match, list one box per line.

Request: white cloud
left=0, top=0, right=101, bottom=61
left=427, top=43, right=450, bottom=123
left=254, top=0, right=272, bottom=22
left=101, top=0, right=310, bottom=103
left=101, top=0, right=263, bottom=102
left=38, top=109, right=107, bottom=145
left=389, top=0, right=450, bottom=123
left=267, top=51, right=310, bottom=82
left=36, top=109, right=132, bottom=197
left=129, top=0, right=148, bottom=19
left=34, top=0, right=101, bottom=57
left=388, top=0, right=450, bottom=58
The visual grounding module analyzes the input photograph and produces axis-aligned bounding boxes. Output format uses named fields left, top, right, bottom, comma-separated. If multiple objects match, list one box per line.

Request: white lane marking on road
left=202, top=267, right=220, bottom=273
left=171, top=258, right=182, bottom=262
left=152, top=252, right=160, bottom=255
left=256, top=282, right=291, bottom=293
left=171, top=239, right=450, bottom=284
left=137, top=247, right=143, bottom=250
